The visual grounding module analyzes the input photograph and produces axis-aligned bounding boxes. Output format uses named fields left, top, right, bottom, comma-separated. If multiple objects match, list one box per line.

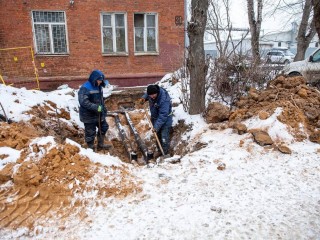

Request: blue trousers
left=156, top=124, right=171, bottom=155
left=152, top=115, right=172, bottom=155
left=84, top=120, right=109, bottom=143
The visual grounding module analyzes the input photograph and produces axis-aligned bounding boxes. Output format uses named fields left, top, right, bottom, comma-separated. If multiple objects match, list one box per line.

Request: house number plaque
left=175, top=16, right=183, bottom=26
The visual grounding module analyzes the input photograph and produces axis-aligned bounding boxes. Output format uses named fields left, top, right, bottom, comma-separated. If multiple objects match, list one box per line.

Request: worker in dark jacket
left=140, top=84, right=173, bottom=155
left=78, top=70, right=111, bottom=151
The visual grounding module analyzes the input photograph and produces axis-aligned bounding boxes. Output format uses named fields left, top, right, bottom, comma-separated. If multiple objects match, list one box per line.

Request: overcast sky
left=229, top=0, right=299, bottom=34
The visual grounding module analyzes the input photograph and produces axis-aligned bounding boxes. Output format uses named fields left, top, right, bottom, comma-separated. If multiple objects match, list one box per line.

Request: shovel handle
left=98, top=112, right=106, bottom=154
left=153, top=129, right=165, bottom=156
left=143, top=104, right=165, bottom=156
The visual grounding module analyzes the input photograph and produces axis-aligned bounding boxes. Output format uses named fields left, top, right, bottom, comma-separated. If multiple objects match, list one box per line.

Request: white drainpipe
left=184, top=0, right=189, bottom=48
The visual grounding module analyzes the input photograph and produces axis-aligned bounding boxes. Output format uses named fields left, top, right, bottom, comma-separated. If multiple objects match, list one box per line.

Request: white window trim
left=100, top=12, right=128, bottom=55
left=31, top=10, right=69, bottom=55
left=134, top=13, right=159, bottom=55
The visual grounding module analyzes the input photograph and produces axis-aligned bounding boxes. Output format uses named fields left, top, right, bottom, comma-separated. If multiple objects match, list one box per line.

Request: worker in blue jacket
left=140, top=84, right=173, bottom=155
left=78, top=70, right=111, bottom=151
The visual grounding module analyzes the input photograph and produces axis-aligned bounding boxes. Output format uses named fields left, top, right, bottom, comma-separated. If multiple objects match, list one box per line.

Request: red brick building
left=0, top=0, right=185, bottom=89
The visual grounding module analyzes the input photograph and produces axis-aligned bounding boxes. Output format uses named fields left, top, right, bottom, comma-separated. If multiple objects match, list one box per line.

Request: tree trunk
left=295, top=0, right=316, bottom=61
left=312, top=0, right=320, bottom=40
left=247, top=0, right=263, bottom=64
left=187, top=0, right=209, bottom=115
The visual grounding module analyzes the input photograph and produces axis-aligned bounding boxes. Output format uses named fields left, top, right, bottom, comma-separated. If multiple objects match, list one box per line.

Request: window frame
left=100, top=12, right=128, bottom=56
left=312, top=49, right=320, bottom=62
left=31, top=10, right=69, bottom=55
left=134, top=12, right=159, bottom=55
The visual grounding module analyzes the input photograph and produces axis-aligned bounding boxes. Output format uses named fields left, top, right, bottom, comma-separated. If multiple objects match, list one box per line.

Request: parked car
left=283, top=47, right=320, bottom=85
left=266, top=49, right=295, bottom=64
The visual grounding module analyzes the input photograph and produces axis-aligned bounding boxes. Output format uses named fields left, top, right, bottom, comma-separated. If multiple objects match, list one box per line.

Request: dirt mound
left=0, top=122, right=39, bottom=150
left=25, top=103, right=83, bottom=145
left=230, top=76, right=320, bottom=142
left=0, top=123, right=142, bottom=231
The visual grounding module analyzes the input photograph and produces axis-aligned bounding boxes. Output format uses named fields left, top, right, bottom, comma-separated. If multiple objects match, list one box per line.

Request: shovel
left=143, top=104, right=170, bottom=160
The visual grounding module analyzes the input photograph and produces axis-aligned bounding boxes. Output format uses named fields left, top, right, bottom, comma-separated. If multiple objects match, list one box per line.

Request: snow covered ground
left=63, top=131, right=320, bottom=240
left=0, top=80, right=320, bottom=239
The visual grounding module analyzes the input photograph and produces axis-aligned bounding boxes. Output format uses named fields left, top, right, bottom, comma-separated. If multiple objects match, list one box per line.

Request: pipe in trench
left=107, top=112, right=136, bottom=161
left=123, top=111, right=149, bottom=164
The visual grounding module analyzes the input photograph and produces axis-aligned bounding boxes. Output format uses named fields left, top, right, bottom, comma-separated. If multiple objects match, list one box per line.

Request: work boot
left=97, top=135, right=112, bottom=151
left=87, top=140, right=95, bottom=151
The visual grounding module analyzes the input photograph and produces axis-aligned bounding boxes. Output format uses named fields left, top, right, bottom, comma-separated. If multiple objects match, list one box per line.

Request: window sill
left=102, top=53, right=129, bottom=57
left=134, top=52, right=159, bottom=56
left=35, top=54, right=69, bottom=57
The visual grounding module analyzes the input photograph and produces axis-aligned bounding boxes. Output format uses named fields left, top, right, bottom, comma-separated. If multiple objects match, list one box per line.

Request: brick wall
left=0, top=0, right=185, bottom=89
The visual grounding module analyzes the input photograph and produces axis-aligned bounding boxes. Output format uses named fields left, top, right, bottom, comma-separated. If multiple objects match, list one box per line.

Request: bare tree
left=247, top=0, right=263, bottom=64
left=265, top=0, right=316, bottom=61
left=207, top=0, right=249, bottom=58
left=207, top=0, right=232, bottom=57
left=187, top=0, right=209, bottom=115
left=312, top=0, right=320, bottom=39
left=294, top=0, right=316, bottom=61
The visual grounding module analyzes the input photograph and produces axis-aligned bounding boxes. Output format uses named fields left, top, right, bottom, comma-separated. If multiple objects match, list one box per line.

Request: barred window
left=134, top=13, right=158, bottom=53
left=101, top=13, right=127, bottom=54
left=32, top=11, right=68, bottom=54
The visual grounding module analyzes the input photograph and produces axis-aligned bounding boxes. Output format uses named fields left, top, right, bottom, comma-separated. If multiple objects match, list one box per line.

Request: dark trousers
left=152, top=115, right=172, bottom=155
left=84, top=120, right=109, bottom=143
left=157, top=124, right=171, bottom=155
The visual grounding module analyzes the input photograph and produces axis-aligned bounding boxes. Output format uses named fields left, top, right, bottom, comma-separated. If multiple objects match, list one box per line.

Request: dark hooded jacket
left=143, top=85, right=173, bottom=131
left=78, top=70, right=107, bottom=123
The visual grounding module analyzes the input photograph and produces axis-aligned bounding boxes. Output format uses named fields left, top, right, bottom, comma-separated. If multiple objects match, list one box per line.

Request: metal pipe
left=147, top=148, right=154, bottom=161
left=184, top=0, right=188, bottom=48
left=123, top=111, right=148, bottom=164
left=0, top=102, right=9, bottom=123
left=107, top=113, right=133, bottom=160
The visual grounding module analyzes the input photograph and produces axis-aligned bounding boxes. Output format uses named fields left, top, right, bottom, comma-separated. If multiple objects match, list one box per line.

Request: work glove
left=138, top=98, right=146, bottom=105
left=97, top=105, right=103, bottom=112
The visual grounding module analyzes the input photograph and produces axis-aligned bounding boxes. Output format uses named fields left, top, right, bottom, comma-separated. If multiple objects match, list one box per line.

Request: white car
left=266, top=49, right=295, bottom=64
left=283, top=47, right=320, bottom=85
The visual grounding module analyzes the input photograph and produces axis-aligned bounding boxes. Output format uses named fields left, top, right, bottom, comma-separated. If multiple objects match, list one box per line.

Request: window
left=316, top=42, right=319, bottom=47
left=313, top=49, right=320, bottom=62
left=101, top=13, right=127, bottom=54
left=32, top=11, right=68, bottom=54
left=278, top=42, right=281, bottom=47
left=134, top=13, right=158, bottom=53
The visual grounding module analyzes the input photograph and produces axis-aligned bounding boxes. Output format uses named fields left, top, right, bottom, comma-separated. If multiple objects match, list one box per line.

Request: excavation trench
left=0, top=87, right=156, bottom=231
left=103, top=88, right=161, bottom=164
left=0, top=87, right=179, bottom=165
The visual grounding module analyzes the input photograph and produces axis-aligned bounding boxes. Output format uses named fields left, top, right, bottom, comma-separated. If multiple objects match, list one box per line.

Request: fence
left=0, top=46, right=40, bottom=90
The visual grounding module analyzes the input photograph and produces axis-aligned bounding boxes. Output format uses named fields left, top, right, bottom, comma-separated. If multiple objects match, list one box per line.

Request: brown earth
left=0, top=92, right=151, bottom=232
left=0, top=126, right=142, bottom=230
left=0, top=87, right=187, bottom=232
left=229, top=76, right=320, bottom=143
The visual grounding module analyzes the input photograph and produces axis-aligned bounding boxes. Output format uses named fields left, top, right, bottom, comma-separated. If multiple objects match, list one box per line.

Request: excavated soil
left=230, top=76, right=320, bottom=142
left=0, top=120, right=142, bottom=231
left=0, top=89, right=153, bottom=232
left=0, top=87, right=187, bottom=232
